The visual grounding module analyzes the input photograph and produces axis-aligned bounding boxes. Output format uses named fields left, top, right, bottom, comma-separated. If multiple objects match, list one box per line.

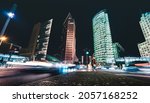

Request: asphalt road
left=1, top=66, right=150, bottom=86
left=23, top=69, right=150, bottom=86
left=0, top=66, right=60, bottom=86
left=100, top=69, right=150, bottom=84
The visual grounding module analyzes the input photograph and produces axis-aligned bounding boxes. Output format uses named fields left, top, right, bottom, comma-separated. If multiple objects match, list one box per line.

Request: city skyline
left=0, top=0, right=150, bottom=58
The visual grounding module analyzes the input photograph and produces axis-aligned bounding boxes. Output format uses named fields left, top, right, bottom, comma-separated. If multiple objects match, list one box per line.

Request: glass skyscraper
left=93, top=10, right=114, bottom=63
left=138, top=12, right=150, bottom=57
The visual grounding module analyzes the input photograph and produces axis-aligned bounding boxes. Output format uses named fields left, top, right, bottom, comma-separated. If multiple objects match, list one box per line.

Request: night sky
left=0, top=0, right=150, bottom=58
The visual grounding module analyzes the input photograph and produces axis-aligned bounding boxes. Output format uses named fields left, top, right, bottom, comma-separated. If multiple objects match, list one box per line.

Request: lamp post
left=86, top=51, right=89, bottom=65
left=0, top=36, right=7, bottom=43
left=0, top=4, right=17, bottom=46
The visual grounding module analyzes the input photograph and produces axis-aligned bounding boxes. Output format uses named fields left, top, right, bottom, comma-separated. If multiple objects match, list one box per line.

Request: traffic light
left=86, top=51, right=89, bottom=55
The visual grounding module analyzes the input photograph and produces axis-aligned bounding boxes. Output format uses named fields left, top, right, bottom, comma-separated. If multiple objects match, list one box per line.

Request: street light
left=0, top=4, right=17, bottom=46
left=7, top=12, right=15, bottom=18
left=0, top=36, right=8, bottom=45
left=86, top=51, right=90, bottom=65
left=0, top=11, right=15, bottom=36
left=0, top=36, right=7, bottom=42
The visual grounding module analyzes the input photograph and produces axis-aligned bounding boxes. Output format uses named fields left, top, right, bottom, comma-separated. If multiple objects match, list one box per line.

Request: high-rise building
left=62, top=13, right=78, bottom=63
left=28, top=23, right=41, bottom=58
left=138, top=42, right=150, bottom=57
left=138, top=12, right=150, bottom=57
left=35, top=19, right=53, bottom=61
left=20, top=19, right=53, bottom=61
left=112, top=42, right=124, bottom=59
left=92, top=10, right=114, bottom=63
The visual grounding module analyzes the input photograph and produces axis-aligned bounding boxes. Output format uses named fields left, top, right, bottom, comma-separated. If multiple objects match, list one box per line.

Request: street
left=1, top=65, right=150, bottom=86
left=99, top=69, right=150, bottom=84
left=0, top=66, right=60, bottom=86
left=23, top=68, right=150, bottom=86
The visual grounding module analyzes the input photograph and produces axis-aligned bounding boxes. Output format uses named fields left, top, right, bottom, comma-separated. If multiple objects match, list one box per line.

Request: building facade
left=62, top=13, right=78, bottom=63
left=138, top=12, right=150, bottom=57
left=113, top=42, right=124, bottom=59
left=93, top=10, right=114, bottom=63
left=20, top=19, right=53, bottom=61
left=35, top=19, right=53, bottom=61
left=28, top=23, right=41, bottom=57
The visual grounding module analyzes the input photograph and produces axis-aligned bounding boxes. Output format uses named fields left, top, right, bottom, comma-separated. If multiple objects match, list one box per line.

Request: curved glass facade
left=93, top=10, right=114, bottom=63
